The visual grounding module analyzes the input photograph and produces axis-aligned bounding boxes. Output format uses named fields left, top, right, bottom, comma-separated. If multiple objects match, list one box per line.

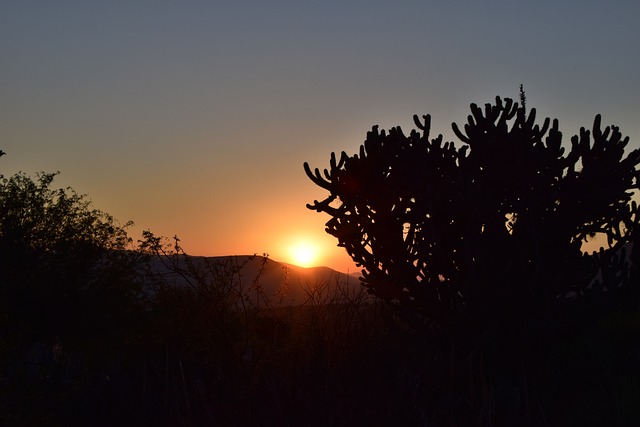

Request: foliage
left=305, top=96, right=640, bottom=334
left=0, top=171, right=148, bottom=424
left=0, top=171, right=143, bottom=350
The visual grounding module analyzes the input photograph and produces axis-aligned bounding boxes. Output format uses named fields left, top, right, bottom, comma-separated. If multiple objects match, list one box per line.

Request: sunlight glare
left=289, top=241, right=319, bottom=268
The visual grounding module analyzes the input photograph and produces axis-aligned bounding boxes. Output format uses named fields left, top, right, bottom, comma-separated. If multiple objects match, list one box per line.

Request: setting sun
left=288, top=241, right=320, bottom=268
left=271, top=228, right=355, bottom=272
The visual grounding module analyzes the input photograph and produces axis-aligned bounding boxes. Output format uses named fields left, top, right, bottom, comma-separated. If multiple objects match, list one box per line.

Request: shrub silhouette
left=0, top=172, right=143, bottom=347
left=305, top=96, right=640, bottom=338
left=0, top=171, right=145, bottom=424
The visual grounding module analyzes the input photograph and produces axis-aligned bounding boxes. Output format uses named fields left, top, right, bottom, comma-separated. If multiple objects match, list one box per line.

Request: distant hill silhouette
left=146, top=254, right=362, bottom=306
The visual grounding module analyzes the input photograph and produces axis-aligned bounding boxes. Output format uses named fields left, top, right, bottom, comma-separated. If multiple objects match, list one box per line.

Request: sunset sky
left=2, top=1, right=639, bottom=272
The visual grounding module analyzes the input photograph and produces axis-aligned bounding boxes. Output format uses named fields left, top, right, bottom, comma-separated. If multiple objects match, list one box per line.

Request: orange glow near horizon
left=154, top=209, right=358, bottom=272
left=274, top=231, right=359, bottom=272
left=271, top=230, right=329, bottom=268
left=287, top=240, right=320, bottom=268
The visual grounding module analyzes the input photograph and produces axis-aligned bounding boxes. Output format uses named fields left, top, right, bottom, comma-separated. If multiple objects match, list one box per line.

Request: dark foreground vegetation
left=2, top=93, right=640, bottom=426
left=3, top=236, right=640, bottom=427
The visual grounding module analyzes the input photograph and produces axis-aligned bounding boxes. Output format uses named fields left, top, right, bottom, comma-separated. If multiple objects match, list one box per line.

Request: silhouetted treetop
left=0, top=172, right=142, bottom=346
left=305, top=96, right=640, bottom=331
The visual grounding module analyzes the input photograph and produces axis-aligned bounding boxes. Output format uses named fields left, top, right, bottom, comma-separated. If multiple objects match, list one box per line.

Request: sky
left=2, top=1, right=639, bottom=273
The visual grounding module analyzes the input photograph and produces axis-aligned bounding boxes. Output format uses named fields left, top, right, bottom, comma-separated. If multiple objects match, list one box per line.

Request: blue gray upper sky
left=2, top=1, right=639, bottom=271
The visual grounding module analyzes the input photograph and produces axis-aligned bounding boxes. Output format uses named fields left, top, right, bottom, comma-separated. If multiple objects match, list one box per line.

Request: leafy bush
left=0, top=171, right=144, bottom=425
left=0, top=172, right=142, bottom=347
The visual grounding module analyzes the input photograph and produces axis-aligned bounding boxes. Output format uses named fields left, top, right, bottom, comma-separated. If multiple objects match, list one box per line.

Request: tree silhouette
left=0, top=172, right=143, bottom=349
left=305, top=96, right=640, bottom=337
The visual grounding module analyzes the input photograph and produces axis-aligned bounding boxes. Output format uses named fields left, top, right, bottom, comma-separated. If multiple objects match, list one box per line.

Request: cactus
left=304, top=96, right=640, bottom=335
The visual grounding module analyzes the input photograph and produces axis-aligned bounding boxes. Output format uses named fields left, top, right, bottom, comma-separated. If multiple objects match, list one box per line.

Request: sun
left=289, top=241, right=319, bottom=268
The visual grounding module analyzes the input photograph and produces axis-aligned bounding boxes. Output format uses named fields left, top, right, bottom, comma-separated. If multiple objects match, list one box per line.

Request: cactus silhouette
left=305, top=96, right=640, bottom=336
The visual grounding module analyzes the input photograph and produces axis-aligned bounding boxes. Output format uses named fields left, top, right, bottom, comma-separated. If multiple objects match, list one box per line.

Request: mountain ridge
left=147, top=254, right=363, bottom=305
